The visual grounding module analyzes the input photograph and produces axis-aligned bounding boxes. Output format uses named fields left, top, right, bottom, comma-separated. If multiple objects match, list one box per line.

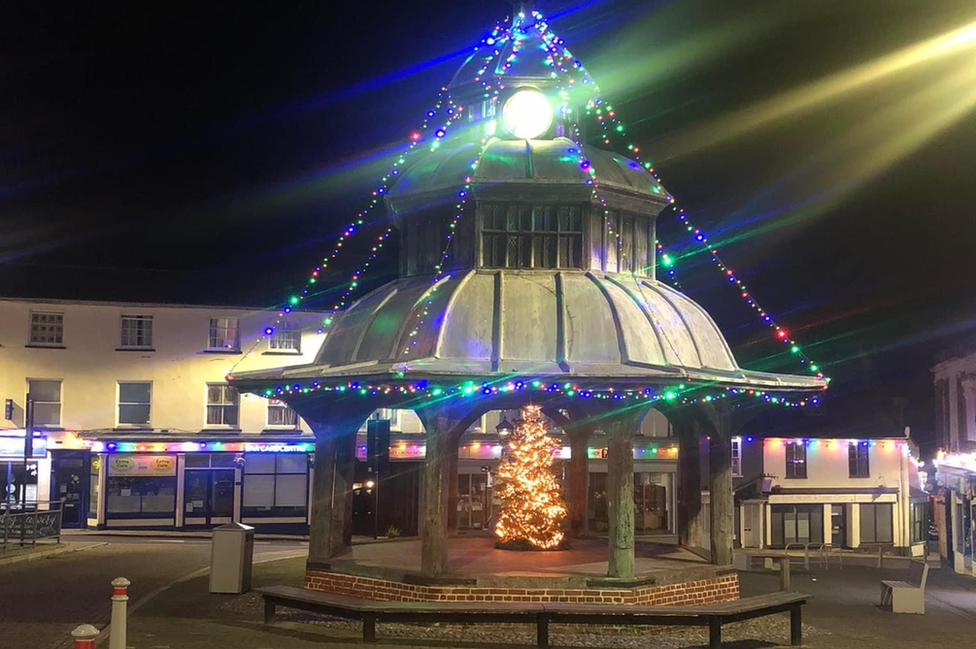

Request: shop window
left=242, top=453, right=308, bottom=517
left=208, top=318, right=240, bottom=351
left=1, top=461, right=39, bottom=504
left=849, top=443, right=870, bottom=478
left=785, top=442, right=807, bottom=479
left=184, top=453, right=237, bottom=468
left=29, top=311, right=64, bottom=346
left=911, top=501, right=928, bottom=544
left=118, top=382, right=152, bottom=426
left=105, top=455, right=177, bottom=517
left=269, top=324, right=300, bottom=352
left=860, top=503, right=893, bottom=543
left=106, top=476, right=176, bottom=514
left=206, top=384, right=239, bottom=426
left=481, top=203, right=583, bottom=269
left=28, top=379, right=62, bottom=426
left=731, top=438, right=742, bottom=477
left=120, top=315, right=153, bottom=349
left=267, top=399, right=299, bottom=428
left=770, top=504, right=824, bottom=547
left=371, top=409, right=399, bottom=427
left=89, top=457, right=100, bottom=518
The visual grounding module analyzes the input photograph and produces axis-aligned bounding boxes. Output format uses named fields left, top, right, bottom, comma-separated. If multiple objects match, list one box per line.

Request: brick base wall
left=305, top=571, right=739, bottom=606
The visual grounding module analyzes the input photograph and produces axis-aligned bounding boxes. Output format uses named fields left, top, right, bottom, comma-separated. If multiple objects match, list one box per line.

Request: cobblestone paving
left=127, top=557, right=976, bottom=649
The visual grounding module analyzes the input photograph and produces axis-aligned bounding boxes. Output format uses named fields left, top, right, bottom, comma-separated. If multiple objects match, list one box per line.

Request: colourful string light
left=529, top=8, right=828, bottom=384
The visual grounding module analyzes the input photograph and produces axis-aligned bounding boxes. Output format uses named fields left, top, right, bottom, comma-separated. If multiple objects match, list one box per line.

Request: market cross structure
left=230, top=13, right=826, bottom=584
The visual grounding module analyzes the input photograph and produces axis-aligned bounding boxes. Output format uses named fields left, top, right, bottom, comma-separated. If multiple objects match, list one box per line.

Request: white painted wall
left=0, top=298, right=326, bottom=435
left=761, top=438, right=914, bottom=548
left=763, top=439, right=907, bottom=490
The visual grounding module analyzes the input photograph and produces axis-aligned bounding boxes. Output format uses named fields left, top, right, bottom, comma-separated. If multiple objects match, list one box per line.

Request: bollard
left=779, top=557, right=791, bottom=591
left=109, top=577, right=130, bottom=649
left=72, top=624, right=99, bottom=649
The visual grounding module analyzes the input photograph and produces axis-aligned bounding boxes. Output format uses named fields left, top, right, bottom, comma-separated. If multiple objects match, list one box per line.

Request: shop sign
left=108, top=454, right=176, bottom=477
left=0, top=436, right=46, bottom=458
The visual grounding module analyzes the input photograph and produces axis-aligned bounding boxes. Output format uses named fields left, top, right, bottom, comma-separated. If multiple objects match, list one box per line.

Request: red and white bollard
left=71, top=624, right=99, bottom=649
left=109, top=577, right=130, bottom=649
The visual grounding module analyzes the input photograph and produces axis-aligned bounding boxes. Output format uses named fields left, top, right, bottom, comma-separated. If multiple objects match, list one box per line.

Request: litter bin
left=209, top=522, right=255, bottom=594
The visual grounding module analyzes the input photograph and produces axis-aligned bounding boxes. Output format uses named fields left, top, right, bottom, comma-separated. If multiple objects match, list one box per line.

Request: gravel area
left=220, top=591, right=831, bottom=648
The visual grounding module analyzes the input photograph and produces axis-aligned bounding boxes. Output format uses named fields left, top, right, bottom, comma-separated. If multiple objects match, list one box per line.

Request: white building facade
left=931, top=343, right=976, bottom=573
left=0, top=297, right=326, bottom=529
left=737, top=435, right=927, bottom=556
left=1, top=297, right=678, bottom=534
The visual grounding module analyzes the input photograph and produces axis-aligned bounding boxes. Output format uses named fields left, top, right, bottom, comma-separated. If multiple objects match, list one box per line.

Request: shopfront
left=0, top=431, right=50, bottom=510
left=349, top=437, right=679, bottom=538
left=84, top=437, right=312, bottom=530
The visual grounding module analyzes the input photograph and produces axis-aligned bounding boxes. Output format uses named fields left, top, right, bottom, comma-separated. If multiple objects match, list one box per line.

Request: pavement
left=0, top=540, right=107, bottom=566
left=0, top=535, right=307, bottom=649
left=6, top=533, right=976, bottom=649
left=121, top=553, right=976, bottom=649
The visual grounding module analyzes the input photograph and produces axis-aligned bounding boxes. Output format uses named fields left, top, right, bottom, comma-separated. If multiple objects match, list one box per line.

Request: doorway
left=54, top=454, right=89, bottom=527
left=183, top=469, right=235, bottom=526
left=830, top=504, right=846, bottom=547
left=458, top=473, right=489, bottom=530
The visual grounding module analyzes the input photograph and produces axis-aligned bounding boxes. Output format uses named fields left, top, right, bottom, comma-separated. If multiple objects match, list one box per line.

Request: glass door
left=184, top=470, right=209, bottom=526
left=210, top=469, right=234, bottom=524
left=469, top=474, right=487, bottom=530
left=831, top=504, right=846, bottom=547
left=184, top=469, right=235, bottom=526
left=55, top=456, right=88, bottom=527
left=457, top=474, right=471, bottom=530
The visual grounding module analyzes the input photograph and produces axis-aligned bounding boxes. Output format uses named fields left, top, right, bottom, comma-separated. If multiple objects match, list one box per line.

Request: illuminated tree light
left=494, top=406, right=567, bottom=549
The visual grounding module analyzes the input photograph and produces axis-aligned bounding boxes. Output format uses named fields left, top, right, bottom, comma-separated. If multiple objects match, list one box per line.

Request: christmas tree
left=494, top=405, right=567, bottom=549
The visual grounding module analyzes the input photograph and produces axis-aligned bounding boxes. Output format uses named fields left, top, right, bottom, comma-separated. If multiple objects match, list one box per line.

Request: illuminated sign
left=0, top=436, right=46, bottom=458
left=108, top=454, right=177, bottom=477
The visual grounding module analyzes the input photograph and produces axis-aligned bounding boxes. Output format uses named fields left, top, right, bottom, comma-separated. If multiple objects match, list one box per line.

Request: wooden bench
left=258, top=585, right=810, bottom=649
left=881, top=559, right=928, bottom=614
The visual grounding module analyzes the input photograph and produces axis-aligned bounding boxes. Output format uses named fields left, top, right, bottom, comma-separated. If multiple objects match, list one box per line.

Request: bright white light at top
left=502, top=89, right=553, bottom=139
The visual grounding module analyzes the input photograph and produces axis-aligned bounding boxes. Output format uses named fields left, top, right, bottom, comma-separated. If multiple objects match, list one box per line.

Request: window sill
left=116, top=348, right=155, bottom=353
left=25, top=344, right=66, bottom=350
left=113, top=426, right=152, bottom=431
left=262, top=350, right=302, bottom=356
left=202, top=349, right=241, bottom=355
left=202, top=427, right=243, bottom=432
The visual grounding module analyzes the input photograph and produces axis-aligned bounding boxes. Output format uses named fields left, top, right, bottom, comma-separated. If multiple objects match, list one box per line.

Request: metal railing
left=1, top=500, right=65, bottom=553
left=783, top=541, right=842, bottom=571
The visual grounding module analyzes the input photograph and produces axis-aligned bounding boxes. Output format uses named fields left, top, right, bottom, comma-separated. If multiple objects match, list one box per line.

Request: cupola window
left=481, top=203, right=583, bottom=269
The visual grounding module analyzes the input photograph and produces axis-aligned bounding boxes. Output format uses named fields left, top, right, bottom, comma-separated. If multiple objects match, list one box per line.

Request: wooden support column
left=415, top=405, right=468, bottom=576
left=299, top=404, right=372, bottom=566
left=566, top=429, right=591, bottom=538
left=309, top=434, right=336, bottom=566
left=702, top=403, right=735, bottom=566
left=447, top=429, right=463, bottom=537
left=604, top=408, right=649, bottom=579
left=332, top=431, right=359, bottom=553
left=545, top=406, right=592, bottom=540
left=676, top=419, right=704, bottom=551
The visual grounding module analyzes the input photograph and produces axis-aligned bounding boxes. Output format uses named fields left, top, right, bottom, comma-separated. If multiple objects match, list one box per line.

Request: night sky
left=3, top=1, right=975, bottom=451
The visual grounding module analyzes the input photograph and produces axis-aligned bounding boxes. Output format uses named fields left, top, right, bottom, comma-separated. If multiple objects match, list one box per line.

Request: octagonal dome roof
left=231, top=269, right=825, bottom=392
left=389, top=138, right=670, bottom=209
